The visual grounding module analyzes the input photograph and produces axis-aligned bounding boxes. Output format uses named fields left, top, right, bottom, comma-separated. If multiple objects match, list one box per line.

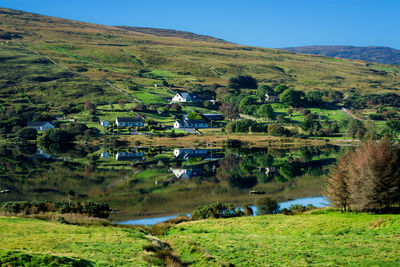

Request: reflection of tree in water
left=216, top=146, right=342, bottom=187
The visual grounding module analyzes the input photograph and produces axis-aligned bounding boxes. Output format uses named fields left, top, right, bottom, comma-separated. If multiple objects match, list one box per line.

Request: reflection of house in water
left=29, top=150, right=54, bottom=160
left=115, top=151, right=144, bottom=161
left=173, top=148, right=224, bottom=160
left=170, top=168, right=202, bottom=179
left=101, top=152, right=111, bottom=159
left=265, top=166, right=279, bottom=176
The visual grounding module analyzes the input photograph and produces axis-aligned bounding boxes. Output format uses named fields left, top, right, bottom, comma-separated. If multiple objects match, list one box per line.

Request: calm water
left=0, top=143, right=342, bottom=221
left=118, top=196, right=329, bottom=225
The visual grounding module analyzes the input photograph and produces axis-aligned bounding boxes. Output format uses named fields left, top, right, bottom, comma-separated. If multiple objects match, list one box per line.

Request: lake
left=0, top=142, right=342, bottom=222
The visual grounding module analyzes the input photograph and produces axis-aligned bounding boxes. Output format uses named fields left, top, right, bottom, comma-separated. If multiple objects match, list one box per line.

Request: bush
left=191, top=202, right=243, bottom=220
left=17, top=127, right=37, bottom=140
left=0, top=251, right=93, bottom=267
left=256, top=197, right=279, bottom=215
left=0, top=201, right=111, bottom=218
left=268, top=124, right=290, bottom=137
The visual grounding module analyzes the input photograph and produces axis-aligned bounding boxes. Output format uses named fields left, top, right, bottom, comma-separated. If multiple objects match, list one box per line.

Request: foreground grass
left=0, top=217, right=150, bottom=266
left=163, top=211, right=400, bottom=266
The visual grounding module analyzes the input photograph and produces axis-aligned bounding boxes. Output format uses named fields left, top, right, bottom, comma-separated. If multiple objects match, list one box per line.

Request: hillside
left=1, top=7, right=400, bottom=117
left=281, top=45, right=400, bottom=65
left=117, top=26, right=232, bottom=44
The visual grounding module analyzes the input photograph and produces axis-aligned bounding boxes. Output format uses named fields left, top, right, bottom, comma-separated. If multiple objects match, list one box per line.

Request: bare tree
left=325, top=140, right=400, bottom=212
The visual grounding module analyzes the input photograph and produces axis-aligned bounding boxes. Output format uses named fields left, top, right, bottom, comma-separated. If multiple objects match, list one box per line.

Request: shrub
left=256, top=197, right=279, bottom=215
left=191, top=202, right=243, bottom=220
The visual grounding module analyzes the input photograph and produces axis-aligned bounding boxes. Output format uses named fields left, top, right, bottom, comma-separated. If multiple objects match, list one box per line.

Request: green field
left=0, top=217, right=150, bottom=266
left=164, top=211, right=400, bottom=266
left=1, top=212, right=399, bottom=266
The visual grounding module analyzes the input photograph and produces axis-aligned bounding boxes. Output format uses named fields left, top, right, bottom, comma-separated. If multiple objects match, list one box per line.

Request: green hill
left=1, top=7, right=400, bottom=116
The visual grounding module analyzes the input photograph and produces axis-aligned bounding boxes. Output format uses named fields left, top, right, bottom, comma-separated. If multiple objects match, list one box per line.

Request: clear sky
left=2, top=0, right=400, bottom=49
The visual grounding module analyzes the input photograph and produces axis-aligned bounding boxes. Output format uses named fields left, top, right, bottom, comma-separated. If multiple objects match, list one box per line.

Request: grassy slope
left=0, top=217, right=149, bottom=266
left=164, top=211, right=400, bottom=266
left=1, top=212, right=399, bottom=266
left=1, top=7, right=400, bottom=103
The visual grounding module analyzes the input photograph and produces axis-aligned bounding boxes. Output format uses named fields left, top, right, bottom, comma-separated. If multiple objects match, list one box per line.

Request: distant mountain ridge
left=117, top=26, right=232, bottom=44
left=281, top=46, right=400, bottom=65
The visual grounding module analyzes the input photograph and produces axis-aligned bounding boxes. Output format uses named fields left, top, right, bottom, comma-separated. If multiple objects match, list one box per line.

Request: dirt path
left=341, top=108, right=363, bottom=120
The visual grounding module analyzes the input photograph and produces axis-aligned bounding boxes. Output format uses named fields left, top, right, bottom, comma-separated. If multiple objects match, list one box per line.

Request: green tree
left=228, top=75, right=258, bottom=91
left=305, top=90, right=323, bottom=105
left=384, top=120, right=400, bottom=139
left=187, top=112, right=202, bottom=120
left=17, top=127, right=37, bottom=140
left=256, top=84, right=272, bottom=101
left=279, top=89, right=303, bottom=107
left=274, top=84, right=288, bottom=94
left=346, top=119, right=366, bottom=139
left=257, top=104, right=275, bottom=120
left=256, top=196, right=279, bottom=215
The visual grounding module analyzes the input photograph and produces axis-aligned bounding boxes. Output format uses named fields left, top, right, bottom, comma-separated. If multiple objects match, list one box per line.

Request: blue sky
left=2, top=0, right=400, bottom=49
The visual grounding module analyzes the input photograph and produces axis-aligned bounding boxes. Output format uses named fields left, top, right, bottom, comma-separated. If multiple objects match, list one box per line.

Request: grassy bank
left=0, top=217, right=150, bottom=266
left=2, top=211, right=399, bottom=266
left=163, top=211, right=400, bottom=266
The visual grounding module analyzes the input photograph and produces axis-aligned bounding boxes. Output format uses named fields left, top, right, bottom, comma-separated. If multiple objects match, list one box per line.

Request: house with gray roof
left=171, top=92, right=202, bottom=103
left=115, top=117, right=144, bottom=127
left=27, top=121, right=55, bottom=131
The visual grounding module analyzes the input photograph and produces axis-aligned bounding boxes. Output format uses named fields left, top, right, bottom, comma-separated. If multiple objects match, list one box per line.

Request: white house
left=171, top=92, right=202, bottom=103
left=174, top=119, right=207, bottom=129
left=115, top=151, right=144, bottom=161
left=173, top=148, right=208, bottom=158
left=27, top=121, right=55, bottom=131
left=100, top=120, right=110, bottom=127
left=265, top=92, right=279, bottom=102
left=170, top=168, right=201, bottom=179
left=115, top=117, right=144, bottom=127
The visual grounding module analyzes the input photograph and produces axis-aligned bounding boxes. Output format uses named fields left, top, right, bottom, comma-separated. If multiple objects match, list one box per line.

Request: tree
left=256, top=85, right=272, bottom=101
left=325, top=151, right=352, bottom=211
left=257, top=104, right=275, bottom=120
left=187, top=112, right=202, bottom=120
left=84, top=100, right=94, bottom=111
left=346, top=119, right=366, bottom=139
left=329, top=90, right=343, bottom=102
left=274, top=84, right=288, bottom=95
left=118, top=99, right=126, bottom=109
left=268, top=124, right=290, bottom=137
left=325, top=140, right=400, bottom=212
left=383, top=120, right=400, bottom=139
left=256, top=196, right=279, bottom=215
left=220, top=102, right=239, bottom=120
left=305, top=90, right=323, bottom=105
left=17, top=127, right=37, bottom=140
left=228, top=75, right=258, bottom=91
left=279, top=89, right=303, bottom=107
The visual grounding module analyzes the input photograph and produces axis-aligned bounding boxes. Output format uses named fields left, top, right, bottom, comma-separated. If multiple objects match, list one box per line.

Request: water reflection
left=0, top=142, right=343, bottom=221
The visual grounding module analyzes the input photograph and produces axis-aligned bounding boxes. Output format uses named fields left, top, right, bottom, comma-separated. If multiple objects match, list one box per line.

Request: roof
left=116, top=117, right=143, bottom=122
left=27, top=121, right=53, bottom=127
left=177, top=92, right=201, bottom=100
left=185, top=119, right=207, bottom=124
